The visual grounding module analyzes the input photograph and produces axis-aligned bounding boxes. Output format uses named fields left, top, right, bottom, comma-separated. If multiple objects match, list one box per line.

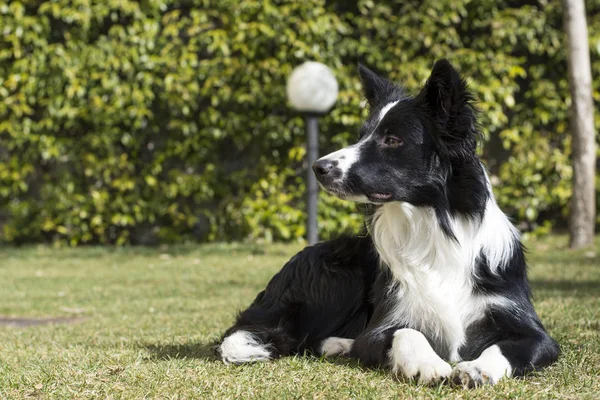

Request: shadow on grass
left=142, top=341, right=220, bottom=362
left=300, top=352, right=393, bottom=377
left=141, top=343, right=394, bottom=375
left=530, top=279, right=600, bottom=297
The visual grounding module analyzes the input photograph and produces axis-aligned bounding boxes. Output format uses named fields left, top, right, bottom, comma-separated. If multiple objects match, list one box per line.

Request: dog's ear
left=358, top=64, right=396, bottom=109
left=420, top=59, right=471, bottom=126
left=419, top=59, right=478, bottom=157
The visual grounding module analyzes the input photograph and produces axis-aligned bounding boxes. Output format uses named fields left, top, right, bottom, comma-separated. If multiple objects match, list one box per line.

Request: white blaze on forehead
left=316, top=144, right=360, bottom=176
left=378, top=100, right=400, bottom=122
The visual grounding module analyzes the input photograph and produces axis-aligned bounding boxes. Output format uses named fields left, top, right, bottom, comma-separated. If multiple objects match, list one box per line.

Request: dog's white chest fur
left=371, top=201, right=517, bottom=361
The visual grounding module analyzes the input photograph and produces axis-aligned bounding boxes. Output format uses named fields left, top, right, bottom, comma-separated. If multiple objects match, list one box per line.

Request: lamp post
left=286, top=62, right=339, bottom=245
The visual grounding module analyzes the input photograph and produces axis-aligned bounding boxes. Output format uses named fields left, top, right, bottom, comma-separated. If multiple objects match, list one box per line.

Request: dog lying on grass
left=219, top=60, right=559, bottom=388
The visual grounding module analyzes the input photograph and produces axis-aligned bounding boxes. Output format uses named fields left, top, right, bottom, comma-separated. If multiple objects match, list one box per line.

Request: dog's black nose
left=313, top=159, right=336, bottom=176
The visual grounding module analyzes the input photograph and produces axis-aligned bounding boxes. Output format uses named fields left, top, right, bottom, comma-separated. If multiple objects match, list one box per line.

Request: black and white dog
left=219, top=60, right=559, bottom=387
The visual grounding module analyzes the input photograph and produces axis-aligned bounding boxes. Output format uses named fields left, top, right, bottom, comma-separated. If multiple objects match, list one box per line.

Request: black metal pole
left=306, top=115, right=319, bottom=245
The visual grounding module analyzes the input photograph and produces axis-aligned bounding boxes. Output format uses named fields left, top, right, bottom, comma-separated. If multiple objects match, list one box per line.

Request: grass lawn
left=0, top=235, right=599, bottom=399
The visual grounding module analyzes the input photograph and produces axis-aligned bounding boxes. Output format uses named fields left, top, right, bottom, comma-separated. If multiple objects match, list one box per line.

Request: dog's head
left=313, top=60, right=487, bottom=214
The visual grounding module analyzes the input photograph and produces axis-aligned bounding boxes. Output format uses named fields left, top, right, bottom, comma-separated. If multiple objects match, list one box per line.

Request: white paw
left=219, top=331, right=271, bottom=365
left=451, top=345, right=512, bottom=388
left=390, top=329, right=452, bottom=385
left=451, top=361, right=495, bottom=388
left=320, top=337, right=354, bottom=357
left=396, top=356, right=453, bottom=385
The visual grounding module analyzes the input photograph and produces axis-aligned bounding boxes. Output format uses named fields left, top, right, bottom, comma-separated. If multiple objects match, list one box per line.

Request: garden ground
left=0, top=235, right=599, bottom=399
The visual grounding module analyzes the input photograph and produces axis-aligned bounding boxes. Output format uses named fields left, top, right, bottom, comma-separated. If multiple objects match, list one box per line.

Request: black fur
left=219, top=60, right=559, bottom=385
left=222, top=235, right=379, bottom=358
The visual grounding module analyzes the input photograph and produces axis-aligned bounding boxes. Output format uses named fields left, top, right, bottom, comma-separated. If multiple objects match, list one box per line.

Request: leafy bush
left=0, top=0, right=598, bottom=244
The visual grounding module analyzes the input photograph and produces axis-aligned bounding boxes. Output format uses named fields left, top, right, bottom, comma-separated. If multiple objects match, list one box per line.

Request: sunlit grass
left=0, top=236, right=598, bottom=398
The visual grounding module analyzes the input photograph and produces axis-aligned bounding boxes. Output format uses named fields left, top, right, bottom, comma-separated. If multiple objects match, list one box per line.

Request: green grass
left=0, top=236, right=598, bottom=399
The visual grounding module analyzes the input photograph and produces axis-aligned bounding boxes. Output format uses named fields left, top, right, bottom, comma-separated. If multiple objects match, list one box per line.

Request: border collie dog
left=219, top=60, right=559, bottom=387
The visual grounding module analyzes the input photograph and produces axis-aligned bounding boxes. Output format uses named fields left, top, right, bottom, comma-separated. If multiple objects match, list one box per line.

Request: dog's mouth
left=367, top=193, right=392, bottom=202
left=327, top=188, right=392, bottom=203
left=318, top=180, right=393, bottom=204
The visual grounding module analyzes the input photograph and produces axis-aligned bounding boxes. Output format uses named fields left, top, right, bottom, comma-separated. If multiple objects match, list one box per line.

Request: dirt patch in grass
left=0, top=316, right=87, bottom=327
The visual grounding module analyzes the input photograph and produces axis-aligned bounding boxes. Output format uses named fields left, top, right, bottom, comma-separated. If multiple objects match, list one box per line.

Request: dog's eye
left=384, top=136, right=404, bottom=148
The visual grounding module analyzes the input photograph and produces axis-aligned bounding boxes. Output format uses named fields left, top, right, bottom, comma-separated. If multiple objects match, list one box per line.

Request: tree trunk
left=563, top=0, right=596, bottom=249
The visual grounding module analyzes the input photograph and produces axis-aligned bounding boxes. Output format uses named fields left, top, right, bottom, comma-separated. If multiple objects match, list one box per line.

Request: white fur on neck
left=370, top=196, right=518, bottom=360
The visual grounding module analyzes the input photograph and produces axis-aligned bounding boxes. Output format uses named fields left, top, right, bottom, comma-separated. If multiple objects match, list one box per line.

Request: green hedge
left=1, top=0, right=599, bottom=245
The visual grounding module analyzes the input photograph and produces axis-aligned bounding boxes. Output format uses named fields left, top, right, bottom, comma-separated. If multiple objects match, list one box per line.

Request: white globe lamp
left=286, top=62, right=339, bottom=114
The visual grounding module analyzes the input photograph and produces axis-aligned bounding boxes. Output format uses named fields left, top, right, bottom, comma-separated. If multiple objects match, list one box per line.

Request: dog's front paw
left=451, top=346, right=512, bottom=388
left=394, top=355, right=453, bottom=385
left=320, top=337, right=354, bottom=357
left=390, top=329, right=452, bottom=385
left=451, top=361, right=494, bottom=388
